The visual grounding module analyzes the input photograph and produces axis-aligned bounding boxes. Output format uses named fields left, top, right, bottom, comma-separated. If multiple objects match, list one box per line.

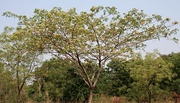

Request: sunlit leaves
left=3, top=6, right=178, bottom=59
left=130, top=51, right=173, bottom=83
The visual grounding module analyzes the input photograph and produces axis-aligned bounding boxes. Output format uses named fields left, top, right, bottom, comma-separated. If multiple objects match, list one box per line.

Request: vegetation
left=0, top=6, right=179, bottom=103
left=127, top=51, right=173, bottom=103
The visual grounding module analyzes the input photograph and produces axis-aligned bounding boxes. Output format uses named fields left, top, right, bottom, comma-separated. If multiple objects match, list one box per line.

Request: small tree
left=161, top=52, right=180, bottom=93
left=3, top=6, right=178, bottom=103
left=128, top=51, right=174, bottom=103
left=0, top=27, right=41, bottom=103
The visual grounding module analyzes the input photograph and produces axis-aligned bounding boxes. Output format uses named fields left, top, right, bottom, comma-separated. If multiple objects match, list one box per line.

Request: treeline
left=0, top=51, right=180, bottom=103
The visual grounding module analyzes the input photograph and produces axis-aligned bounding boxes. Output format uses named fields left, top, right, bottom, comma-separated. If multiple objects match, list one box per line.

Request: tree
left=128, top=51, right=173, bottom=103
left=106, top=59, right=133, bottom=96
left=160, top=52, right=180, bottom=93
left=0, top=27, right=41, bottom=103
left=3, top=6, right=178, bottom=103
left=0, top=62, right=17, bottom=103
left=30, top=58, right=67, bottom=102
left=29, top=58, right=89, bottom=102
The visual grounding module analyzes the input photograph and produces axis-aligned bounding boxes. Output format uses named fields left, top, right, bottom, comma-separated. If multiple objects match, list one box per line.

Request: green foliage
left=29, top=58, right=67, bottom=102
left=0, top=62, right=17, bottom=103
left=29, top=58, right=89, bottom=102
left=127, top=51, right=173, bottom=102
left=106, top=59, right=133, bottom=96
left=160, top=52, right=180, bottom=93
left=63, top=69, right=89, bottom=102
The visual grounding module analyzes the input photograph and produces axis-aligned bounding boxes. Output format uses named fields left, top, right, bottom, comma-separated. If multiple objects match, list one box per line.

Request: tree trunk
left=38, top=78, right=42, bottom=97
left=17, top=89, right=21, bottom=103
left=45, top=89, right=50, bottom=103
left=137, top=97, right=140, bottom=103
left=44, top=82, right=50, bottom=103
left=16, top=70, right=21, bottom=103
left=147, top=89, right=151, bottom=103
left=87, top=88, right=93, bottom=103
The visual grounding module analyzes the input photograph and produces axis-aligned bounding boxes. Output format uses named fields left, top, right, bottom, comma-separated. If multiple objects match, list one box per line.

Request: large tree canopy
left=2, top=6, right=178, bottom=103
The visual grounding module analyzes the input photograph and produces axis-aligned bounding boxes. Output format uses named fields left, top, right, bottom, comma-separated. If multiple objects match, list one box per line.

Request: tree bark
left=148, top=90, right=151, bottom=103
left=45, top=89, right=50, bottom=103
left=87, top=88, right=94, bottom=103
left=43, top=82, right=50, bottom=103
left=16, top=70, right=21, bottom=103
left=38, top=78, right=42, bottom=97
left=17, top=89, right=21, bottom=103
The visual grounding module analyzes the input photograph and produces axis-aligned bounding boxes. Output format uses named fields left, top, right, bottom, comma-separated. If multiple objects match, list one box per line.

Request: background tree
left=160, top=52, right=180, bottom=94
left=30, top=58, right=67, bottom=102
left=0, top=27, right=41, bottom=103
left=0, top=62, right=17, bottom=103
left=127, top=51, right=173, bottom=103
left=29, top=58, right=89, bottom=102
left=63, top=67, right=89, bottom=102
left=106, top=59, right=133, bottom=96
left=3, top=6, right=178, bottom=103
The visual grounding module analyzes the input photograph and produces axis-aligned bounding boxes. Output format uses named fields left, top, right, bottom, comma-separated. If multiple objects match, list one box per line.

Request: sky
left=0, top=0, right=180, bottom=55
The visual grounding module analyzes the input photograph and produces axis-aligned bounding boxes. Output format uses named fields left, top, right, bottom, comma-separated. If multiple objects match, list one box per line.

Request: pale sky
left=0, top=0, right=180, bottom=54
